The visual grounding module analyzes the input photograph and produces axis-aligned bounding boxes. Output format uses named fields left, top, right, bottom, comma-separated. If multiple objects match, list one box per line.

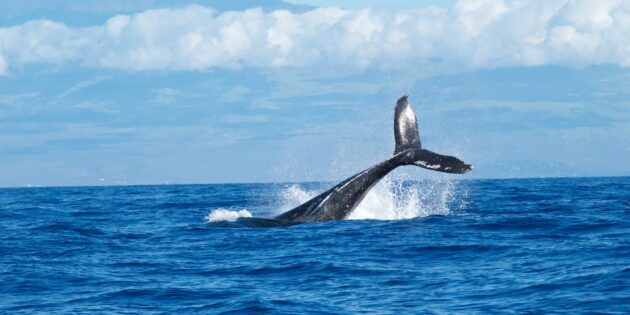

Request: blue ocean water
left=1, top=176, right=629, bottom=314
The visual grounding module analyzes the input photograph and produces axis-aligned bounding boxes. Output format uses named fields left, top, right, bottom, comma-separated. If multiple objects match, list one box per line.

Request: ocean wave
left=205, top=208, right=252, bottom=222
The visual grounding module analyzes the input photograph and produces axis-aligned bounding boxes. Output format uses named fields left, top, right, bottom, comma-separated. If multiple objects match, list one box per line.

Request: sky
left=0, top=0, right=629, bottom=187
left=285, top=0, right=456, bottom=8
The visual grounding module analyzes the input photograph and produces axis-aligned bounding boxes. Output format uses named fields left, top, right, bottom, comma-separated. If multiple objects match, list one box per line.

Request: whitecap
left=205, top=208, right=252, bottom=222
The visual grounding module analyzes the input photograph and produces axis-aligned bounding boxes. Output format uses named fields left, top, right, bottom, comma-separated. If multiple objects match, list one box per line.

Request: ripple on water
left=0, top=177, right=628, bottom=313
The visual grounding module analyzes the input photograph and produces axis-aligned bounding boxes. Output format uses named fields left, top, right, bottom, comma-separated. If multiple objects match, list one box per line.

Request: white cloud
left=222, top=114, right=268, bottom=124
left=154, top=88, right=185, bottom=104
left=0, top=92, right=39, bottom=105
left=219, top=85, right=250, bottom=103
left=72, top=100, right=119, bottom=114
left=57, top=75, right=112, bottom=99
left=0, top=53, right=7, bottom=75
left=0, top=0, right=629, bottom=74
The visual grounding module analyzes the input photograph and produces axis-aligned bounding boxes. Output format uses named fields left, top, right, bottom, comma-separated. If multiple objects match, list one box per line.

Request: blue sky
left=1, top=0, right=629, bottom=187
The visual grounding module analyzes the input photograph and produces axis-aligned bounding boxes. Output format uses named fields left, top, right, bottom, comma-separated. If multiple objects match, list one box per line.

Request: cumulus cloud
left=0, top=0, right=629, bottom=75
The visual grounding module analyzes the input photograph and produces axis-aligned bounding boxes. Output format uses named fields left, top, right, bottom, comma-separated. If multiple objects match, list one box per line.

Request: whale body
left=272, top=95, right=473, bottom=223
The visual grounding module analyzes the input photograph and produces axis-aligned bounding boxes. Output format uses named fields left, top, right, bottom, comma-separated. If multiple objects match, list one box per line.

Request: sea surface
left=1, top=176, right=629, bottom=314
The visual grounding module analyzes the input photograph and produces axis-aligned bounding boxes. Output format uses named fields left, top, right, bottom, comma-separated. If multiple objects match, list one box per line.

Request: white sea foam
left=205, top=208, right=252, bottom=222
left=275, top=176, right=461, bottom=221
left=276, top=184, right=318, bottom=214
left=348, top=177, right=456, bottom=220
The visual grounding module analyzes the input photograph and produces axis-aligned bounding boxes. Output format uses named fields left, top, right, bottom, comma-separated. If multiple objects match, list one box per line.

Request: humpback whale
left=271, top=95, right=473, bottom=223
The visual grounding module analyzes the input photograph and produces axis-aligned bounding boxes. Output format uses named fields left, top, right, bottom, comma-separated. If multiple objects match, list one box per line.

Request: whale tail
left=393, top=95, right=473, bottom=174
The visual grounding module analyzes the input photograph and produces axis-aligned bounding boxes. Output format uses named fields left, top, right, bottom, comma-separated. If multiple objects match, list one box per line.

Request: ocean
left=1, top=176, right=628, bottom=314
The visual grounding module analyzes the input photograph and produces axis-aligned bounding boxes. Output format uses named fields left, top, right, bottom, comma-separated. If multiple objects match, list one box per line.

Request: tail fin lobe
left=392, top=94, right=473, bottom=174
left=394, top=95, right=421, bottom=154
left=411, top=149, right=473, bottom=174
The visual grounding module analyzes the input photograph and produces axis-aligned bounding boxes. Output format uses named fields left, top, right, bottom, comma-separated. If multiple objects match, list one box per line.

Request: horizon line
left=1, top=174, right=628, bottom=190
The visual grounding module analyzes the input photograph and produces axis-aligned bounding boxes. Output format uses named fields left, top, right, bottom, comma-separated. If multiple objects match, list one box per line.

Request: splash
left=276, top=184, right=318, bottom=214
left=205, top=208, right=252, bottom=222
left=348, top=177, right=456, bottom=220
left=275, top=176, right=462, bottom=221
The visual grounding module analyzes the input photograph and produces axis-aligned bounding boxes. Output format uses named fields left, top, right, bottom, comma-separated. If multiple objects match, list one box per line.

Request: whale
left=269, top=95, right=473, bottom=224
left=221, top=95, right=473, bottom=227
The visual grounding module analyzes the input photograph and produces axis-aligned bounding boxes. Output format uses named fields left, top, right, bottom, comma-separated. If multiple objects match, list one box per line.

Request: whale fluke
left=393, top=95, right=473, bottom=174
left=274, top=95, right=472, bottom=223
